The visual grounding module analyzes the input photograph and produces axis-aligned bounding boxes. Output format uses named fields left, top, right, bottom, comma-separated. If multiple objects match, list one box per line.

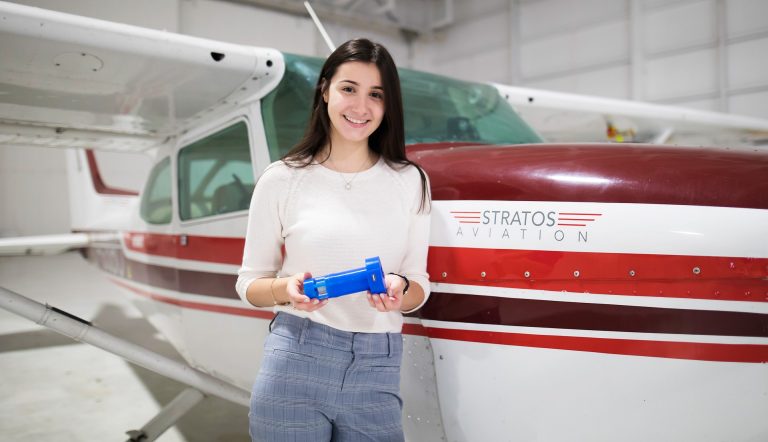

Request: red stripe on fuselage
left=123, top=231, right=244, bottom=265
left=108, top=277, right=768, bottom=363
left=425, top=327, right=768, bottom=363
left=121, top=233, right=767, bottom=303
left=111, top=277, right=273, bottom=319
left=428, top=246, right=768, bottom=303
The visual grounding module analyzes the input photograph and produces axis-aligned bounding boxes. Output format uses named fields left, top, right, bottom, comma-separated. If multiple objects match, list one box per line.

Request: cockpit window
left=177, top=121, right=254, bottom=221
left=400, top=69, right=541, bottom=145
left=261, top=55, right=320, bottom=161
left=261, top=53, right=541, bottom=161
left=140, top=157, right=172, bottom=225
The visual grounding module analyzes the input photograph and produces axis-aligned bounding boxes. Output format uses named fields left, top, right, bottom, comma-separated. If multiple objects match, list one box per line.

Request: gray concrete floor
left=0, top=252, right=251, bottom=441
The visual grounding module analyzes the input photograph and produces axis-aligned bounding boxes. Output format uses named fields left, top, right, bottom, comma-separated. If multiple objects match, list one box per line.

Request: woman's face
left=323, top=61, right=385, bottom=147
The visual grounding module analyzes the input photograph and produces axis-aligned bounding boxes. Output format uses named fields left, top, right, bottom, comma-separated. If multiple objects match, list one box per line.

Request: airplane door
left=173, top=118, right=270, bottom=386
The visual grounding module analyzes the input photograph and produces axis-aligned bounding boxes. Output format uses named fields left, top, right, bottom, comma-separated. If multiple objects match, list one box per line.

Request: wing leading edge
left=496, top=83, right=768, bottom=148
left=0, top=1, right=284, bottom=152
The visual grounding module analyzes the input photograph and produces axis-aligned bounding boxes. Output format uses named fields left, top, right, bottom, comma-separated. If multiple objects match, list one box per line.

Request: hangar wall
left=1, top=0, right=767, bottom=236
left=416, top=0, right=768, bottom=119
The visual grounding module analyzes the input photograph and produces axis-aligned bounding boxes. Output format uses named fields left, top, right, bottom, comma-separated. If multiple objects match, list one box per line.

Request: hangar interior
left=1, top=0, right=767, bottom=237
left=0, top=1, right=767, bottom=441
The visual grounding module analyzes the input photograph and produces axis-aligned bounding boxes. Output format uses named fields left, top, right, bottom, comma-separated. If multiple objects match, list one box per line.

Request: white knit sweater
left=235, top=157, right=431, bottom=333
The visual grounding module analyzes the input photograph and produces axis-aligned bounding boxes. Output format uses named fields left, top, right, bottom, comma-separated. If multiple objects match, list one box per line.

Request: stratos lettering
left=481, top=210, right=557, bottom=227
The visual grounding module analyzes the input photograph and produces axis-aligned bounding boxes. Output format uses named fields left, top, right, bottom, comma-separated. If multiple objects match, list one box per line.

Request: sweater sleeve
left=235, top=163, right=287, bottom=306
left=400, top=168, right=431, bottom=314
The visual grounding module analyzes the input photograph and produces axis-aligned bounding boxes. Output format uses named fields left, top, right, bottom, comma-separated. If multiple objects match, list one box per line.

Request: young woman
left=236, top=39, right=431, bottom=442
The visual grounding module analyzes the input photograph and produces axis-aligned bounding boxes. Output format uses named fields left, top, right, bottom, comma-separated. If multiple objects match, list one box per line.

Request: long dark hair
left=283, top=38, right=430, bottom=213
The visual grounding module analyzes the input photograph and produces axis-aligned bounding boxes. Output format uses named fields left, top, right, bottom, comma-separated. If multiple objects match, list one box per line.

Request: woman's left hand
left=367, top=273, right=405, bottom=312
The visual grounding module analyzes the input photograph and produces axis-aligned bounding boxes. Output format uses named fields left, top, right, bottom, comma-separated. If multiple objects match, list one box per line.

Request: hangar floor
left=0, top=252, right=251, bottom=441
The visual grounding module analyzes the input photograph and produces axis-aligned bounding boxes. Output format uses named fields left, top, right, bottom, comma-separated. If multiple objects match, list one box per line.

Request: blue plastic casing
left=303, top=257, right=387, bottom=300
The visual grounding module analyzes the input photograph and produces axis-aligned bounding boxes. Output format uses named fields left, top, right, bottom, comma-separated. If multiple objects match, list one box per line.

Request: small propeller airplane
left=1, top=2, right=767, bottom=441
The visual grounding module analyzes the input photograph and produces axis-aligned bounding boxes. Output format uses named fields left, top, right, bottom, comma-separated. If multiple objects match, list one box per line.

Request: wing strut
left=651, top=127, right=675, bottom=144
left=304, top=1, right=336, bottom=52
left=0, top=286, right=250, bottom=441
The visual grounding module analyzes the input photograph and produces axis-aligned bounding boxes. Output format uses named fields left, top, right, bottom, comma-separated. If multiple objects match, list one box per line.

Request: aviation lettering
left=457, top=209, right=588, bottom=244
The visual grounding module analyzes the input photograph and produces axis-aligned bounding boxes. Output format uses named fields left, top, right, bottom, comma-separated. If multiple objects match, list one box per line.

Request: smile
left=343, top=115, right=369, bottom=125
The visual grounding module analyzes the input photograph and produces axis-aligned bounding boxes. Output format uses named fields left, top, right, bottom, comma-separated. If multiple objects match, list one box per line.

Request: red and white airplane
left=1, top=2, right=767, bottom=441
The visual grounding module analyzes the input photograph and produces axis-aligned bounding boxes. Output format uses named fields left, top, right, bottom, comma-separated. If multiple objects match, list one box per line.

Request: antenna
left=304, top=1, right=336, bottom=53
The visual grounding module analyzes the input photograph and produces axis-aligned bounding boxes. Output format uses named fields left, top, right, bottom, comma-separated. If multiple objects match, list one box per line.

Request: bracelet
left=388, top=272, right=410, bottom=295
left=269, top=278, right=281, bottom=305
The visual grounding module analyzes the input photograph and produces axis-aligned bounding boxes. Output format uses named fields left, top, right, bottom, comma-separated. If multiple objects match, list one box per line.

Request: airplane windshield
left=261, top=54, right=541, bottom=161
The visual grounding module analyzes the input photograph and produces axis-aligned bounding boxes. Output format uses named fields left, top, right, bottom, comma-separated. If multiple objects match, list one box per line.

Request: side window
left=178, top=121, right=254, bottom=221
left=261, top=54, right=319, bottom=161
left=140, top=157, right=172, bottom=224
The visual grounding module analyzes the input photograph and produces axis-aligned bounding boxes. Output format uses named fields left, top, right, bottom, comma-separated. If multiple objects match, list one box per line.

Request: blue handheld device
left=303, top=257, right=387, bottom=300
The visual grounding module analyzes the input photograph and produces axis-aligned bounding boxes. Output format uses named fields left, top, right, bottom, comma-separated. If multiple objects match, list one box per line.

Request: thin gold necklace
left=328, top=154, right=372, bottom=190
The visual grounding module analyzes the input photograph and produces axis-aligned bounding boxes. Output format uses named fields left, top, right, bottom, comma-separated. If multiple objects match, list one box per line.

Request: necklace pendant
left=345, top=183, right=352, bottom=190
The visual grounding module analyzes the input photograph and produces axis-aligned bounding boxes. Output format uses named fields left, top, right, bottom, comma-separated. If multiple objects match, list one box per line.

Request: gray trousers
left=249, top=312, right=404, bottom=442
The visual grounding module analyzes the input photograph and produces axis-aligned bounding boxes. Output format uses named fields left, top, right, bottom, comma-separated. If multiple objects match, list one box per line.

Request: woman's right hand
left=285, top=272, right=328, bottom=312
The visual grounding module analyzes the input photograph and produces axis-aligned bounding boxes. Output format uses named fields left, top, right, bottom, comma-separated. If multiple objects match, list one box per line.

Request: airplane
left=1, top=2, right=767, bottom=441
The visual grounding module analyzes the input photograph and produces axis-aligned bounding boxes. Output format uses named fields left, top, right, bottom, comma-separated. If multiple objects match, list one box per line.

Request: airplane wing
left=495, top=83, right=768, bottom=148
left=0, top=1, right=283, bottom=153
left=0, top=232, right=120, bottom=256
left=4, top=1, right=764, bottom=152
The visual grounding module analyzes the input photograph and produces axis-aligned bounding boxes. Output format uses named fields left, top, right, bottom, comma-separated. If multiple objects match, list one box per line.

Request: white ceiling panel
left=645, top=48, right=717, bottom=100
left=520, top=20, right=628, bottom=78
left=643, top=0, right=716, bottom=55
left=727, top=36, right=768, bottom=90
left=727, top=0, right=768, bottom=38
left=523, top=65, right=630, bottom=99
left=729, top=89, right=768, bottom=119
left=520, top=0, right=626, bottom=40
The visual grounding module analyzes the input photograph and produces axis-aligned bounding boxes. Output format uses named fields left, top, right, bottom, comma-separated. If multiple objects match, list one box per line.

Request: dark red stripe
left=83, top=245, right=239, bottom=299
left=111, top=278, right=273, bottom=319
left=121, top=235, right=768, bottom=306
left=419, top=292, right=768, bottom=337
left=402, top=323, right=429, bottom=336
left=424, top=327, right=768, bottom=363
left=110, top=277, right=768, bottom=363
left=93, top=240, right=768, bottom=304
left=124, top=231, right=244, bottom=265
left=85, top=150, right=139, bottom=196
left=108, top=249, right=768, bottom=338
left=428, top=246, right=768, bottom=303
left=84, top=245, right=768, bottom=338
left=411, top=144, right=768, bottom=209
left=122, top=237, right=768, bottom=303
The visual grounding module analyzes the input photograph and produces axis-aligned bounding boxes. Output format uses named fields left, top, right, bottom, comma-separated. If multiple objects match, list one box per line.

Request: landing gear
left=126, top=388, right=206, bottom=442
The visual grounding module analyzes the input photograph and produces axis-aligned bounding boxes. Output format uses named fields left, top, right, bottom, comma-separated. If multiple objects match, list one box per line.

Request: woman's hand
left=285, top=272, right=328, bottom=312
left=367, top=273, right=405, bottom=312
